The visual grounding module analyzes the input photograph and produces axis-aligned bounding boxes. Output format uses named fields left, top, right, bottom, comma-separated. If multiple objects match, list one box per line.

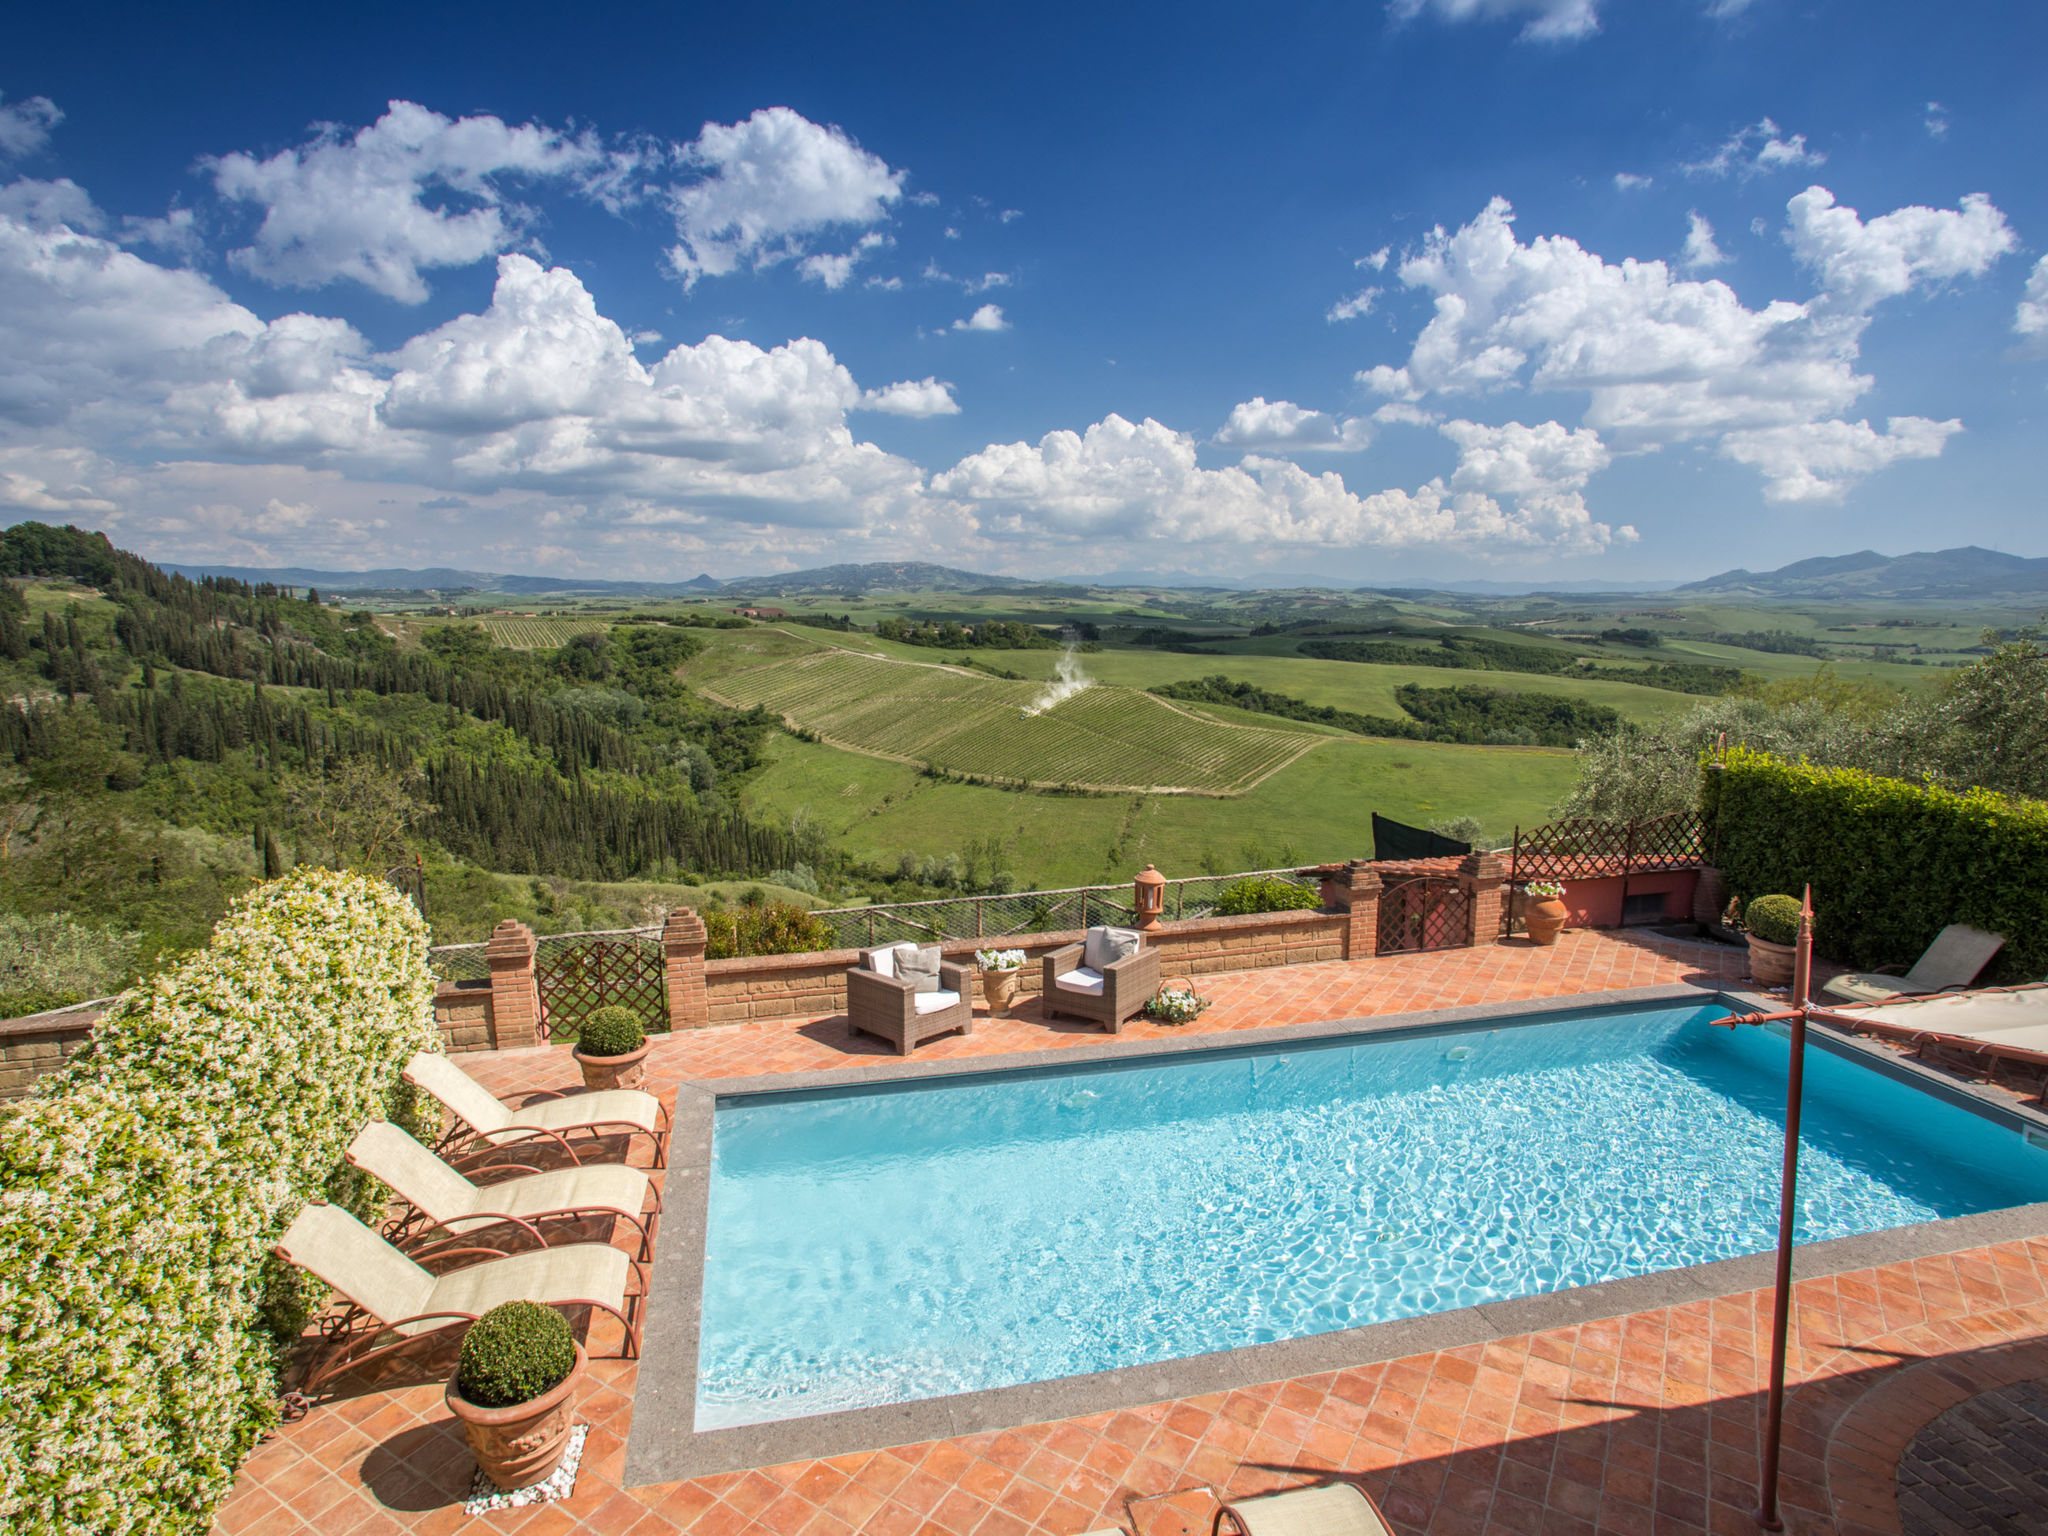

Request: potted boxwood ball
left=572, top=1005, right=650, bottom=1092
left=1743, top=893, right=1802, bottom=988
left=446, top=1301, right=586, bottom=1491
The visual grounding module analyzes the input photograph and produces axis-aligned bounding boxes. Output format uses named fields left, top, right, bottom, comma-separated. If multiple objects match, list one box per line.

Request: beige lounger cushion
left=1220, top=1482, right=1390, bottom=1536
left=1851, top=987, right=2048, bottom=1051
left=1056, top=967, right=1104, bottom=996
left=348, top=1121, right=652, bottom=1235
left=1821, top=924, right=2004, bottom=1004
left=275, top=1202, right=631, bottom=1336
left=404, top=1051, right=662, bottom=1141
left=912, top=989, right=962, bottom=1015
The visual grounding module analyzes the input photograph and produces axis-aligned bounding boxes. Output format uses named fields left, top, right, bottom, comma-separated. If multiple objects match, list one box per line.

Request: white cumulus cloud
left=1785, top=187, right=2015, bottom=313
left=1681, top=211, right=1729, bottom=270
left=665, top=107, right=903, bottom=288
left=953, top=303, right=1009, bottom=332
left=1718, top=417, right=1961, bottom=502
left=1214, top=397, right=1373, bottom=452
left=208, top=100, right=606, bottom=303
left=1387, top=0, right=1601, bottom=42
left=2016, top=255, right=2048, bottom=341
left=1327, top=288, right=1381, bottom=322
left=1614, top=173, right=1653, bottom=192
left=1351, top=190, right=2009, bottom=500
left=1684, top=118, right=1825, bottom=179
left=858, top=377, right=960, bottom=417
left=0, top=95, right=61, bottom=160
left=796, top=230, right=890, bottom=290
left=934, top=413, right=1628, bottom=553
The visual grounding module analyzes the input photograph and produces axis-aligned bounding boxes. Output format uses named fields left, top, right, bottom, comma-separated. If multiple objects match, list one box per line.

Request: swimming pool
left=695, top=1000, right=2048, bottom=1429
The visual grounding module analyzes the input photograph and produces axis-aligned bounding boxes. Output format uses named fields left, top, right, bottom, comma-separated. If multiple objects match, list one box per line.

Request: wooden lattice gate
left=534, top=933, right=665, bottom=1041
left=1377, top=877, right=1472, bottom=956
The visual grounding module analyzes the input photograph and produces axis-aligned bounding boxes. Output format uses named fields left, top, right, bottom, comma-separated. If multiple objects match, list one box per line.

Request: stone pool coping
left=622, top=980, right=2048, bottom=1486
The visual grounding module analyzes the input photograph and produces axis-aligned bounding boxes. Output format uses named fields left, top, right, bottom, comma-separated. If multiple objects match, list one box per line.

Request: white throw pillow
left=913, top=989, right=961, bottom=1015
left=1083, top=926, right=1141, bottom=970
left=868, top=942, right=918, bottom=978
left=897, top=945, right=944, bottom=993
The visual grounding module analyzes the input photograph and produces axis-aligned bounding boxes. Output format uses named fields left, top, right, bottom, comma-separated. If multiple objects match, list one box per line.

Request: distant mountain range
left=160, top=545, right=2048, bottom=602
left=1677, top=546, right=2048, bottom=599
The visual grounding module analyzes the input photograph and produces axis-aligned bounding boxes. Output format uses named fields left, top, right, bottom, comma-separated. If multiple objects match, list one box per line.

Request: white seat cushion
left=1056, top=967, right=1104, bottom=996
left=913, top=989, right=962, bottom=1015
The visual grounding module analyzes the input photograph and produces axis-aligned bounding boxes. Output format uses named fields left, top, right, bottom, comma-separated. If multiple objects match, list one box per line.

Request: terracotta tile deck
left=215, top=929, right=2048, bottom=1536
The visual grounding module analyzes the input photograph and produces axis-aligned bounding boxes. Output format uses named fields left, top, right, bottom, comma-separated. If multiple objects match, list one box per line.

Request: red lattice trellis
left=1378, top=877, right=1472, bottom=955
left=534, top=937, right=665, bottom=1041
left=1509, top=811, right=1704, bottom=882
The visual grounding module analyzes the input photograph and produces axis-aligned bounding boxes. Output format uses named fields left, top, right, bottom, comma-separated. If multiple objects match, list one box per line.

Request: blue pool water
left=696, top=1003, right=2048, bottom=1428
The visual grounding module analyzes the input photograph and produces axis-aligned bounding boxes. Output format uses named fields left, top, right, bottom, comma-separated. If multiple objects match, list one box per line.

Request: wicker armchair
left=1041, top=932, right=1160, bottom=1032
left=847, top=945, right=973, bottom=1055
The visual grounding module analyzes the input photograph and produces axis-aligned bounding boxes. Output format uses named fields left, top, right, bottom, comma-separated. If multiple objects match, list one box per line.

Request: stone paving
left=1894, top=1378, right=2048, bottom=1535
left=211, top=928, right=2048, bottom=1536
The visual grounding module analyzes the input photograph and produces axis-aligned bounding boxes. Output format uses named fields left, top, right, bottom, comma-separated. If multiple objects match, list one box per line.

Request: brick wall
left=0, top=1001, right=105, bottom=1101
left=688, top=908, right=1352, bottom=1028
left=432, top=982, right=495, bottom=1052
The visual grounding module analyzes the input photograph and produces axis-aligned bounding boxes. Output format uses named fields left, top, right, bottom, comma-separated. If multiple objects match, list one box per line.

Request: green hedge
left=0, top=869, right=440, bottom=1535
left=1703, top=746, right=2048, bottom=982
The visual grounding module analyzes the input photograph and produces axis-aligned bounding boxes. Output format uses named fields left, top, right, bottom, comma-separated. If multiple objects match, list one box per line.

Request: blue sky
left=2, top=0, right=2043, bottom=583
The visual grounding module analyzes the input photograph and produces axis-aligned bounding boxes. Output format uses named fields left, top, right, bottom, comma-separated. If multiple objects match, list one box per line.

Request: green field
left=699, top=644, right=1319, bottom=794
left=744, top=729, right=1578, bottom=887
left=476, top=616, right=608, bottom=649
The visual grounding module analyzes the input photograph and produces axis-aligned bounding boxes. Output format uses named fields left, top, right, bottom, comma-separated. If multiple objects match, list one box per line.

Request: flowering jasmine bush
left=975, top=948, right=1026, bottom=971
left=1521, top=880, right=1566, bottom=898
left=0, top=868, right=440, bottom=1536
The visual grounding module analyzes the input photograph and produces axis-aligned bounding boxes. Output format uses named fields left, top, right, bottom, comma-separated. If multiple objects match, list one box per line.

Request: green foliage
left=1704, top=747, right=2048, bottom=981
left=0, top=868, right=438, bottom=1535
left=1556, top=635, right=2048, bottom=824
left=876, top=616, right=1058, bottom=649
left=1743, top=893, right=1802, bottom=945
left=1392, top=684, right=1622, bottom=746
left=1710, top=630, right=1825, bottom=657
left=1299, top=636, right=1745, bottom=695
left=1600, top=628, right=1661, bottom=647
left=456, top=1302, right=578, bottom=1409
left=703, top=899, right=836, bottom=959
left=0, top=910, right=142, bottom=1016
left=576, top=1004, right=646, bottom=1057
left=1212, top=874, right=1321, bottom=916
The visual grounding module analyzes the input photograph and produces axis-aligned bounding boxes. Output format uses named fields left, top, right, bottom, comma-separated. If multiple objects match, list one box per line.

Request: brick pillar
left=1337, top=860, right=1383, bottom=960
left=1460, top=850, right=1506, bottom=947
left=485, top=920, right=541, bottom=1049
left=662, top=907, right=710, bottom=1032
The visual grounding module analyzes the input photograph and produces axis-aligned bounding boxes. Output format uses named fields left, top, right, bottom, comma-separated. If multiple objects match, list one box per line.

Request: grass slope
left=698, top=644, right=1318, bottom=794
left=744, top=730, right=1577, bottom=889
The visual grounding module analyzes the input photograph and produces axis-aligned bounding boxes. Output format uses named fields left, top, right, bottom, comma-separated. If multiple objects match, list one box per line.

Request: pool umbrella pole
left=1710, top=886, right=1814, bottom=1533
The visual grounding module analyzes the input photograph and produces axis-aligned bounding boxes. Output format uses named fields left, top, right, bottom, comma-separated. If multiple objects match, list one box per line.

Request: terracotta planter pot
left=981, top=968, right=1022, bottom=1017
left=446, top=1342, right=585, bottom=1492
left=1522, top=896, right=1569, bottom=946
left=572, top=1040, right=649, bottom=1092
left=1746, top=934, right=1797, bottom=988
left=1691, top=866, right=1728, bottom=928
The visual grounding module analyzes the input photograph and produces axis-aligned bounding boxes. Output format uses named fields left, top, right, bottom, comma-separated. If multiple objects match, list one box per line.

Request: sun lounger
left=346, top=1119, right=661, bottom=1261
left=1213, top=1481, right=1394, bottom=1536
left=272, top=1200, right=643, bottom=1394
left=1814, top=984, right=2048, bottom=1105
left=1819, top=924, right=2005, bottom=1005
left=403, top=1050, right=670, bottom=1168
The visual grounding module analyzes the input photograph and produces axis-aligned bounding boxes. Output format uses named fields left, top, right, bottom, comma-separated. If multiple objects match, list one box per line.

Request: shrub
left=703, top=900, right=836, bottom=959
left=0, top=868, right=439, bottom=1535
left=0, top=911, right=142, bottom=1018
left=577, top=1004, right=646, bottom=1058
left=1743, top=894, right=1802, bottom=946
left=456, top=1302, right=577, bottom=1409
left=1212, top=875, right=1321, bottom=916
left=1705, top=746, right=2048, bottom=980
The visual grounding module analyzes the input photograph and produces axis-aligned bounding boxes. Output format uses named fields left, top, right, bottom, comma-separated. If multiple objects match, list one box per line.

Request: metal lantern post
left=1708, top=886, right=1814, bottom=1533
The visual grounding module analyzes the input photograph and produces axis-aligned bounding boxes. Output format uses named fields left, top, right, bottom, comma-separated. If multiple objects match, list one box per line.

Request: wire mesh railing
left=425, top=867, right=1329, bottom=981
left=806, top=866, right=1324, bottom=951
